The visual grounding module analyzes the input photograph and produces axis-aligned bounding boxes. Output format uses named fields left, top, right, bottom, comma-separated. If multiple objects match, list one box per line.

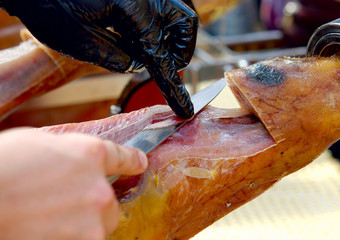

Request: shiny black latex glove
left=0, top=0, right=198, bottom=119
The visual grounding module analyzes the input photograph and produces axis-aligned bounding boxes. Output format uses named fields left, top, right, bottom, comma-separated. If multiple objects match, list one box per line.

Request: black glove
left=1, top=0, right=198, bottom=119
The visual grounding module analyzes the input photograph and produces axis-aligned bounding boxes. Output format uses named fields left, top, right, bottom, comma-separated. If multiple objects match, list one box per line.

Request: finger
left=142, top=37, right=194, bottom=119
left=103, top=141, right=148, bottom=176
left=131, top=0, right=195, bottom=118
left=164, top=0, right=198, bottom=70
left=147, top=61, right=194, bottom=119
left=20, top=130, right=148, bottom=176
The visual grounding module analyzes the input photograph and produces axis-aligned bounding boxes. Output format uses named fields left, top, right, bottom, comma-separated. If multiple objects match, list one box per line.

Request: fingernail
left=137, top=151, right=148, bottom=170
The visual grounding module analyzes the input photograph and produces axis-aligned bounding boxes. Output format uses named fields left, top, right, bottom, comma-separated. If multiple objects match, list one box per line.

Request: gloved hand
left=0, top=0, right=198, bottom=119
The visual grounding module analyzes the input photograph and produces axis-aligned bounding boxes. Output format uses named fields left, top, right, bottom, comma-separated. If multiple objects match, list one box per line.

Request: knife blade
left=107, top=78, right=226, bottom=183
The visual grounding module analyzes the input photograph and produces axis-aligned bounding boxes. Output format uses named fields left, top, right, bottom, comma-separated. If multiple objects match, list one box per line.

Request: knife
left=107, top=78, right=226, bottom=184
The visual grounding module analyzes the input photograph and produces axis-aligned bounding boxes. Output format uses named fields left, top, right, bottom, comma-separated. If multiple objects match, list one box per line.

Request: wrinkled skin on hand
left=0, top=0, right=198, bottom=119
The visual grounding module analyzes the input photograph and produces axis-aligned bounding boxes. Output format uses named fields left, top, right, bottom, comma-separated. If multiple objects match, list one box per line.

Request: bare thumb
left=103, top=141, right=148, bottom=176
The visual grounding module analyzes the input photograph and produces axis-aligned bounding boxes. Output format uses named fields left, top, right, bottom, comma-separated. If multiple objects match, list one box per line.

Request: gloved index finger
left=141, top=0, right=197, bottom=118
left=145, top=55, right=194, bottom=119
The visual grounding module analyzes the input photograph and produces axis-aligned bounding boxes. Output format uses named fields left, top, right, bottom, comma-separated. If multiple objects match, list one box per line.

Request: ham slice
left=37, top=56, right=340, bottom=239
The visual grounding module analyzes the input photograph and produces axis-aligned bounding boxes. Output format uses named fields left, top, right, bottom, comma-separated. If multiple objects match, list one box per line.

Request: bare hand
left=0, top=128, right=147, bottom=240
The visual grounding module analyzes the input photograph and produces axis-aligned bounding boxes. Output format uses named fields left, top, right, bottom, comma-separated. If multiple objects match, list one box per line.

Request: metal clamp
left=307, top=18, right=340, bottom=57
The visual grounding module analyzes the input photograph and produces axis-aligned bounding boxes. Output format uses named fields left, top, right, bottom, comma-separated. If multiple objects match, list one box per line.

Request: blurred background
left=0, top=0, right=340, bottom=239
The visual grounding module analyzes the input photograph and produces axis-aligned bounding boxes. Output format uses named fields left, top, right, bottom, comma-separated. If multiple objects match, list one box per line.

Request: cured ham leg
left=38, top=56, right=340, bottom=239
left=0, top=31, right=102, bottom=121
